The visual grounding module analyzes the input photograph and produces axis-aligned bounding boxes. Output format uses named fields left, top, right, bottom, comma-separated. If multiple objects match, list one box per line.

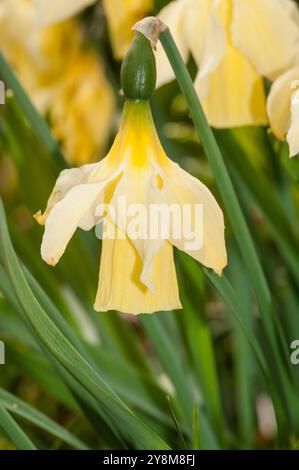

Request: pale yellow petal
left=187, top=0, right=226, bottom=99
left=156, top=0, right=190, bottom=87
left=162, top=160, right=227, bottom=275
left=41, top=183, right=104, bottom=266
left=33, top=0, right=96, bottom=26
left=103, top=0, right=153, bottom=60
left=267, top=66, right=299, bottom=140
left=95, top=227, right=181, bottom=314
left=40, top=156, right=124, bottom=265
left=34, top=162, right=99, bottom=225
left=287, top=85, right=299, bottom=157
left=201, top=40, right=267, bottom=127
left=231, top=0, right=299, bottom=79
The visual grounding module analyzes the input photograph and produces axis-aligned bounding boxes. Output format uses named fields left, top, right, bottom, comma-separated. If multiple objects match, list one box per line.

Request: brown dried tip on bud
left=132, top=16, right=167, bottom=50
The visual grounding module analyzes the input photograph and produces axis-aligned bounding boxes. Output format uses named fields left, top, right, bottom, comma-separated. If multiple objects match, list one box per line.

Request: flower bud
left=121, top=32, right=156, bottom=100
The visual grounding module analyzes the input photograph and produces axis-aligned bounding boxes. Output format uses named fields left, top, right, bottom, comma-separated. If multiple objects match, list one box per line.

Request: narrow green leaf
left=192, top=403, right=200, bottom=450
left=141, top=314, right=193, bottom=427
left=0, top=408, right=36, bottom=450
left=0, top=389, right=88, bottom=449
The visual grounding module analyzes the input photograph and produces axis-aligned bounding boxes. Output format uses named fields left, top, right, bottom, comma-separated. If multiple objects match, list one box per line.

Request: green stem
left=159, top=28, right=299, bottom=431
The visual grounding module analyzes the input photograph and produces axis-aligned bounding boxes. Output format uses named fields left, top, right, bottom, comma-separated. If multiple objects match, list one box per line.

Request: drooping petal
left=267, top=66, right=299, bottom=140
left=34, top=162, right=98, bottom=225
left=94, top=224, right=181, bottom=314
left=156, top=0, right=190, bottom=87
left=187, top=0, right=226, bottom=99
left=201, top=39, right=267, bottom=127
left=33, top=0, right=96, bottom=26
left=161, top=160, right=227, bottom=275
left=41, top=183, right=104, bottom=266
left=40, top=160, right=124, bottom=266
left=287, top=84, right=299, bottom=157
left=231, top=0, right=299, bottom=80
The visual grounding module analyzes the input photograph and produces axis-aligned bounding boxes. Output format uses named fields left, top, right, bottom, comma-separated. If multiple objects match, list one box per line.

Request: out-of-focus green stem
left=159, top=27, right=299, bottom=432
left=0, top=53, right=65, bottom=166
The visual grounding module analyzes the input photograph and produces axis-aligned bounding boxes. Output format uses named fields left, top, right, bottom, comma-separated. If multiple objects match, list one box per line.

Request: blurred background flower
left=156, top=0, right=299, bottom=127
left=267, top=66, right=299, bottom=157
left=0, top=0, right=117, bottom=164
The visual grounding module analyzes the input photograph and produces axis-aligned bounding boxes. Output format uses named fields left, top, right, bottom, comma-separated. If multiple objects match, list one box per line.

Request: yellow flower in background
left=34, top=0, right=153, bottom=60
left=32, top=0, right=96, bottom=26
left=46, top=52, right=115, bottom=165
left=156, top=0, right=299, bottom=128
left=103, top=0, right=154, bottom=60
left=267, top=66, right=299, bottom=157
left=0, top=0, right=115, bottom=164
left=35, top=101, right=226, bottom=314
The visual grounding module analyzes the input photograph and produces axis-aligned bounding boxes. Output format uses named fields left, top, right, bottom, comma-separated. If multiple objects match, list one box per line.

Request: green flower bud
left=121, top=32, right=156, bottom=100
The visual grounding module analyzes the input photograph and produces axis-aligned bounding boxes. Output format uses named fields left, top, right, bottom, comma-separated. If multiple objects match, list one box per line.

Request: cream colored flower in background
left=156, top=0, right=299, bottom=128
left=0, top=0, right=115, bottom=164
left=267, top=66, right=299, bottom=157
left=35, top=101, right=227, bottom=314
left=102, top=0, right=153, bottom=60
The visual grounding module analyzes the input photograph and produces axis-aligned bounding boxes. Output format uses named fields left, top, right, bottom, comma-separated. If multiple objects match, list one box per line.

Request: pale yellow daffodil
left=33, top=0, right=153, bottom=60
left=35, top=101, right=227, bottom=314
left=0, top=0, right=115, bottom=164
left=267, top=66, right=299, bottom=157
left=156, top=0, right=299, bottom=128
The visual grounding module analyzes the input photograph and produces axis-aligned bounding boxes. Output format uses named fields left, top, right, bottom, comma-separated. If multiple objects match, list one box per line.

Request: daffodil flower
left=267, top=66, right=299, bottom=157
left=156, top=0, right=299, bottom=128
left=35, top=33, right=227, bottom=314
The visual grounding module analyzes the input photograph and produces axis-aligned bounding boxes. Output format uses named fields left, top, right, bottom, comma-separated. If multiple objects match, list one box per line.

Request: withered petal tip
left=132, top=16, right=167, bottom=50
